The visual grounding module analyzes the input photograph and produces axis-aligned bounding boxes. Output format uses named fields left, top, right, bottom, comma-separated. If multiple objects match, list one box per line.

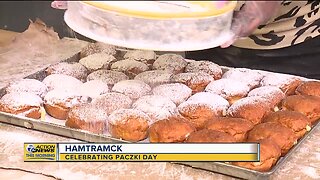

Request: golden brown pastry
left=134, top=70, right=173, bottom=88
left=171, top=72, right=214, bottom=94
left=108, top=109, right=151, bottom=142
left=281, top=95, right=320, bottom=124
left=0, top=92, right=43, bottom=119
left=152, top=83, right=192, bottom=105
left=233, top=139, right=281, bottom=172
left=6, top=79, right=48, bottom=98
left=247, top=122, right=297, bottom=155
left=222, top=68, right=264, bottom=90
left=123, top=50, right=156, bottom=67
left=295, top=81, right=320, bottom=97
left=91, top=92, right=132, bottom=115
left=45, top=62, right=88, bottom=82
left=178, top=92, right=230, bottom=129
left=186, top=129, right=236, bottom=143
left=153, top=54, right=187, bottom=74
left=79, top=53, right=117, bottom=72
left=227, top=96, right=271, bottom=125
left=205, top=117, right=254, bottom=142
left=66, top=103, right=108, bottom=134
left=80, top=42, right=117, bottom=59
left=87, top=70, right=129, bottom=87
left=260, top=73, right=302, bottom=95
left=149, top=116, right=196, bottom=143
left=110, top=59, right=149, bottom=79
left=44, top=89, right=89, bottom=120
left=185, top=60, right=222, bottom=80
left=262, top=110, right=311, bottom=139
left=205, top=79, right=250, bottom=105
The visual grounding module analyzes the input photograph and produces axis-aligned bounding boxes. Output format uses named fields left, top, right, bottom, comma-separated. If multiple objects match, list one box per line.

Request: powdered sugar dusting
left=87, top=70, right=129, bottom=87
left=46, top=62, right=88, bottom=81
left=222, top=68, right=264, bottom=88
left=134, top=70, right=173, bottom=87
left=44, top=89, right=89, bottom=108
left=260, top=73, right=301, bottom=89
left=133, top=95, right=176, bottom=122
left=0, top=92, right=42, bottom=110
left=152, top=83, right=192, bottom=105
left=185, top=61, right=222, bottom=79
left=79, top=80, right=109, bottom=99
left=108, top=109, right=151, bottom=125
left=111, top=59, right=149, bottom=76
left=205, top=79, right=250, bottom=99
left=112, top=80, right=151, bottom=100
left=42, top=74, right=83, bottom=91
left=227, top=96, right=268, bottom=116
left=124, top=50, right=156, bottom=62
left=69, top=103, right=108, bottom=123
left=248, top=86, right=285, bottom=99
left=171, top=72, right=214, bottom=85
left=153, top=54, right=187, bottom=73
left=79, top=53, right=117, bottom=71
left=80, top=42, right=117, bottom=58
left=6, top=79, right=48, bottom=98
left=91, top=93, right=133, bottom=114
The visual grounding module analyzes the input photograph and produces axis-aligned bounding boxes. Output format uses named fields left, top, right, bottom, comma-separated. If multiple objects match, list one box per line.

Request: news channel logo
left=24, top=143, right=57, bottom=161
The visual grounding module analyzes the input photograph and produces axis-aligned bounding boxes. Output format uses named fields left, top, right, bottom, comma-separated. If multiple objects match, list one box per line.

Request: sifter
left=64, top=1, right=237, bottom=51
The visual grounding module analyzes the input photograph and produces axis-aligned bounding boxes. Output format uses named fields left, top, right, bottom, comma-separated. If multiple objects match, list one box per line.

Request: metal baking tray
left=0, top=49, right=319, bottom=180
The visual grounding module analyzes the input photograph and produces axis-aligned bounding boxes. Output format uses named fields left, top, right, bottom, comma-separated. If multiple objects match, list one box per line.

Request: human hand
left=51, top=1, right=68, bottom=10
left=221, top=1, right=282, bottom=48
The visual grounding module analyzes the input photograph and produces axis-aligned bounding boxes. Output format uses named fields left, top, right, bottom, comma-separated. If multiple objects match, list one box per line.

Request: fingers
left=51, top=1, right=68, bottom=10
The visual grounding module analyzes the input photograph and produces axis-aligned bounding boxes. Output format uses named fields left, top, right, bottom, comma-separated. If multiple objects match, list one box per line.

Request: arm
left=221, top=1, right=282, bottom=48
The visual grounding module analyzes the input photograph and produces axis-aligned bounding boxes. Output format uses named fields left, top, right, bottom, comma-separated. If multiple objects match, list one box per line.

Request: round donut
left=149, top=116, right=196, bottom=143
left=178, top=92, right=230, bottom=129
left=227, top=96, right=271, bottom=125
left=186, top=129, right=236, bottom=143
left=152, top=83, right=192, bottom=105
left=295, top=81, right=320, bottom=97
left=134, top=70, right=173, bottom=88
left=108, top=109, right=151, bottom=142
left=260, top=73, right=302, bottom=95
left=281, top=95, right=320, bottom=124
left=79, top=80, right=109, bottom=99
left=6, top=79, right=48, bottom=98
left=79, top=53, right=117, bottom=72
left=247, top=122, right=297, bottom=155
left=66, top=103, right=108, bottom=134
left=0, top=92, right=43, bottom=119
left=262, top=110, right=311, bottom=139
left=205, top=117, right=254, bottom=142
left=112, top=80, right=151, bottom=100
left=205, top=79, right=250, bottom=105
left=110, top=59, right=149, bottom=79
left=185, top=60, right=222, bottom=80
left=123, top=50, right=156, bottom=67
left=153, top=54, right=187, bottom=74
left=80, top=42, right=117, bottom=59
left=45, top=62, right=88, bottom=82
left=248, top=86, right=285, bottom=111
left=91, top=92, right=132, bottom=115
left=171, top=72, right=214, bottom=94
left=222, top=68, right=264, bottom=89
left=133, top=95, right=177, bottom=123
left=42, top=74, right=83, bottom=91
left=232, top=139, right=281, bottom=172
left=87, top=70, right=129, bottom=87
left=44, top=89, right=89, bottom=120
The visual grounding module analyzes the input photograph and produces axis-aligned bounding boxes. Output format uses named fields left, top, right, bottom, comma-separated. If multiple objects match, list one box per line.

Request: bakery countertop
left=0, top=29, right=320, bottom=180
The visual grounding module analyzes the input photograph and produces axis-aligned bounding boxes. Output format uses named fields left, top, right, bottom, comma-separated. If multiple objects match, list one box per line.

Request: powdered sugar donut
left=91, top=93, right=132, bottom=115
left=112, top=80, right=151, bottom=100
left=45, top=62, right=88, bottom=82
left=205, top=79, right=250, bottom=104
left=227, top=96, right=271, bottom=125
left=133, top=95, right=177, bottom=123
left=248, top=86, right=285, bottom=111
left=79, top=53, right=117, bottom=72
left=108, top=109, right=151, bottom=142
left=6, top=79, right=48, bottom=98
left=42, top=74, right=83, bottom=91
left=152, top=83, right=192, bottom=105
left=111, top=59, right=149, bottom=79
left=153, top=54, right=187, bottom=74
left=123, top=50, right=156, bottom=67
left=80, top=42, right=117, bottom=59
left=87, top=70, right=129, bottom=87
left=79, top=80, right=109, bottom=99
left=222, top=68, right=264, bottom=89
left=178, top=92, right=230, bottom=129
left=185, top=60, right=222, bottom=80
left=134, top=70, right=173, bottom=87
left=66, top=103, right=108, bottom=134
left=0, top=92, right=43, bottom=119
left=260, top=73, right=302, bottom=95
left=171, top=72, right=214, bottom=94
left=44, top=89, right=89, bottom=120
